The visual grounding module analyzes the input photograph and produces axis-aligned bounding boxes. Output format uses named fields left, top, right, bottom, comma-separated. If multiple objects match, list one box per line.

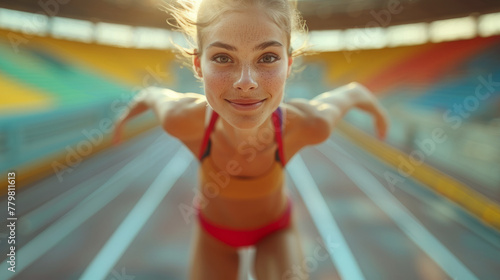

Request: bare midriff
left=198, top=156, right=288, bottom=229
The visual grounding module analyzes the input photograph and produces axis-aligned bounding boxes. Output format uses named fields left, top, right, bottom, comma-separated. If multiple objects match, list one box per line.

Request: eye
left=212, top=54, right=233, bottom=64
left=259, top=54, right=280, bottom=63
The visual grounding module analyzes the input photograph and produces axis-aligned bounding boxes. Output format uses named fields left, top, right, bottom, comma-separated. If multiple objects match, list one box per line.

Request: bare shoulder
left=161, top=91, right=208, bottom=142
left=281, top=100, right=331, bottom=157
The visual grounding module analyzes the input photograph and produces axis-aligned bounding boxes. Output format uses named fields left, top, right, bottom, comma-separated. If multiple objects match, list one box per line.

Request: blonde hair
left=165, top=0, right=308, bottom=58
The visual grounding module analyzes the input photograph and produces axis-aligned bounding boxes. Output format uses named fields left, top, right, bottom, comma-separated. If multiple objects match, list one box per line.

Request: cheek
left=259, top=67, right=287, bottom=94
left=202, top=66, right=233, bottom=95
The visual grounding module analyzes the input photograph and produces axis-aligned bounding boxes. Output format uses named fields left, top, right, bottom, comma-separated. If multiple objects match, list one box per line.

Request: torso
left=178, top=101, right=308, bottom=230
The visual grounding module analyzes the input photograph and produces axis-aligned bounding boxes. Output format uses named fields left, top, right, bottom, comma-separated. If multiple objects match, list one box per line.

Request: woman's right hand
left=112, top=91, right=151, bottom=145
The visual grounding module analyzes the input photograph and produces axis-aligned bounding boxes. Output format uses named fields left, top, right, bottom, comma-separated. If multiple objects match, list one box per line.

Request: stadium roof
left=0, top=0, right=499, bottom=30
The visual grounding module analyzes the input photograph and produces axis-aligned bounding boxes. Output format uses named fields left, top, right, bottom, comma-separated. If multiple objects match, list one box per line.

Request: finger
left=374, top=106, right=389, bottom=140
left=112, top=126, right=122, bottom=145
left=112, top=120, right=124, bottom=146
left=357, top=99, right=389, bottom=140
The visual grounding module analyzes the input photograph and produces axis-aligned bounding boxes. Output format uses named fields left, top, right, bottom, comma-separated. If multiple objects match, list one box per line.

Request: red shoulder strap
left=198, top=110, right=219, bottom=160
left=272, top=107, right=286, bottom=166
left=199, top=108, right=284, bottom=165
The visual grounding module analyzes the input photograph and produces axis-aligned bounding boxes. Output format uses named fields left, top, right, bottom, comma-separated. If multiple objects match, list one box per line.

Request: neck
left=219, top=116, right=275, bottom=152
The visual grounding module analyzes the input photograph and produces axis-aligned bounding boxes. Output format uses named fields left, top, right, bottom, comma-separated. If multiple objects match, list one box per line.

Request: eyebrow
left=207, top=40, right=283, bottom=51
left=253, top=40, right=283, bottom=51
left=207, top=41, right=237, bottom=51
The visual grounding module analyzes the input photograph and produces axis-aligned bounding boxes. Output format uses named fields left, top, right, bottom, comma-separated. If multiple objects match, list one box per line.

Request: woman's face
left=194, top=8, right=292, bottom=129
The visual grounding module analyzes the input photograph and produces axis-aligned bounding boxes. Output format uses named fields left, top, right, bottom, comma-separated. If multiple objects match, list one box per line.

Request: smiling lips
left=226, top=99, right=266, bottom=111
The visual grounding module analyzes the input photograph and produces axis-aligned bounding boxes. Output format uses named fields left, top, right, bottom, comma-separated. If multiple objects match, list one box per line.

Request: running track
left=1, top=128, right=499, bottom=280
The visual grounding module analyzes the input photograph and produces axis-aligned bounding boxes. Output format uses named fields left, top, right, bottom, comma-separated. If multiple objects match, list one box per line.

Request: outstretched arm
left=312, top=82, right=389, bottom=140
left=113, top=87, right=206, bottom=144
left=286, top=82, right=389, bottom=147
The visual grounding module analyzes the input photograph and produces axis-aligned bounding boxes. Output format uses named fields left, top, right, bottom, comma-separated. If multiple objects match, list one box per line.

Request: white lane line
left=238, top=247, right=256, bottom=280
left=20, top=138, right=172, bottom=236
left=319, top=140, right=478, bottom=280
left=79, top=146, right=192, bottom=280
left=2, top=130, right=163, bottom=218
left=287, top=154, right=366, bottom=280
left=333, top=135, right=500, bottom=250
left=0, top=137, right=176, bottom=278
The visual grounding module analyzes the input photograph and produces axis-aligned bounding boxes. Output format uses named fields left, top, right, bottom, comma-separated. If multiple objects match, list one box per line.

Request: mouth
left=226, top=98, right=266, bottom=111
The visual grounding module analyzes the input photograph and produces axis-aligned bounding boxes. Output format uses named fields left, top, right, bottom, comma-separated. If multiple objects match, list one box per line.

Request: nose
left=233, top=64, right=258, bottom=92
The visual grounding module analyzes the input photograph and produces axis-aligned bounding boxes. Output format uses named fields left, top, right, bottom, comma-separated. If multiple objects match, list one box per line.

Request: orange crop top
left=198, top=107, right=286, bottom=200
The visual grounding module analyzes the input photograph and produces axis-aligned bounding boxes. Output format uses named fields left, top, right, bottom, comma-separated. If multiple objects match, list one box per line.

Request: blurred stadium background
left=0, top=0, right=499, bottom=279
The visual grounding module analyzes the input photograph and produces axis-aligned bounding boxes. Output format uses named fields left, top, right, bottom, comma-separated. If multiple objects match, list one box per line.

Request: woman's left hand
left=347, top=82, right=390, bottom=140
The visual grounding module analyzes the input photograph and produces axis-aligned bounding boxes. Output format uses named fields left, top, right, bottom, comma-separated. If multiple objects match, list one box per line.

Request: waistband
left=197, top=197, right=292, bottom=248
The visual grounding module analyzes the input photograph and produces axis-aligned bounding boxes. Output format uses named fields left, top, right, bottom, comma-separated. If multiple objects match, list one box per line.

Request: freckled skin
left=195, top=8, right=292, bottom=130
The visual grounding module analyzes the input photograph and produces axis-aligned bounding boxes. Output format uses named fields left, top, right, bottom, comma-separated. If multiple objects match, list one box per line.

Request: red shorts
left=197, top=198, right=292, bottom=248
